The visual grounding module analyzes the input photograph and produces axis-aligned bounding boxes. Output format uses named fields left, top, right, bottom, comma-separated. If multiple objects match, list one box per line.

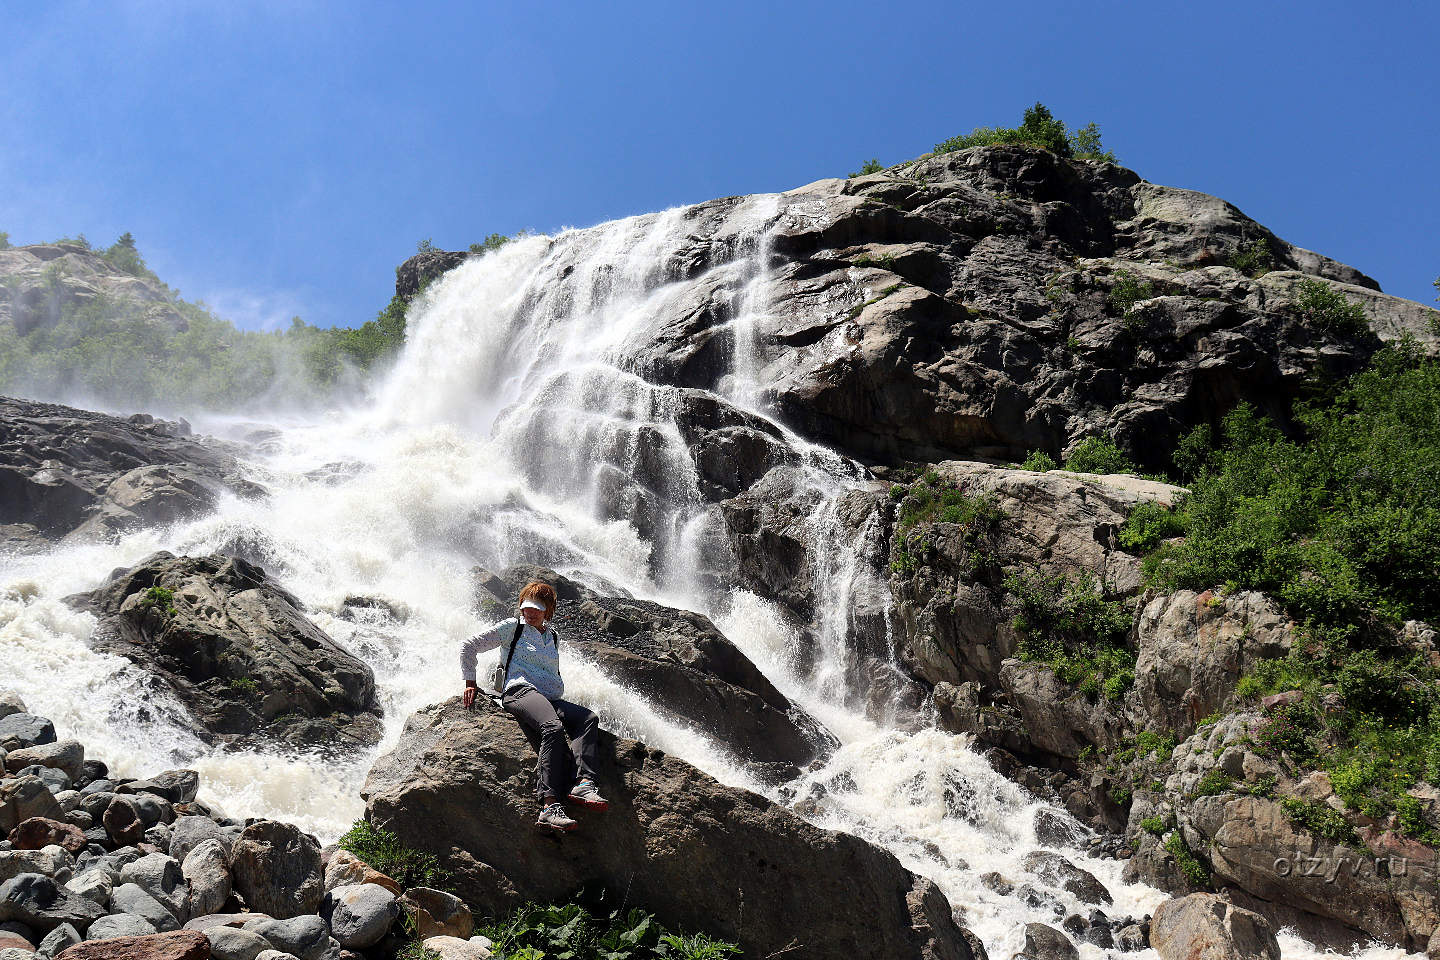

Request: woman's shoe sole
left=568, top=796, right=609, bottom=811
left=536, top=820, right=577, bottom=832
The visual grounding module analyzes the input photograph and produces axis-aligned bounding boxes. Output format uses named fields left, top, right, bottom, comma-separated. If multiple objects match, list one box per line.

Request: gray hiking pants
left=501, top=686, right=600, bottom=802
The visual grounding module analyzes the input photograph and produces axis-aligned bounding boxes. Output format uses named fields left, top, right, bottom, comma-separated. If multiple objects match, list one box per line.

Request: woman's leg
left=502, top=687, right=572, bottom=803
left=552, top=699, right=600, bottom=786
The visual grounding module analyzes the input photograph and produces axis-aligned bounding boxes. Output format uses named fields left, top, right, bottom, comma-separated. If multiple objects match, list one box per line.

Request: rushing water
left=0, top=200, right=1412, bottom=959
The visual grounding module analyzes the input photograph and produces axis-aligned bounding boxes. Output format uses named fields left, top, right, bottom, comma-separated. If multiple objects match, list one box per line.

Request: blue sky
left=3, top=0, right=1437, bottom=330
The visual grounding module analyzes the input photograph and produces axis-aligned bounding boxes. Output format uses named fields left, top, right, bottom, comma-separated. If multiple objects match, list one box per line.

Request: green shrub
left=1164, top=832, right=1212, bottom=888
left=1108, top=271, right=1155, bottom=317
left=934, top=103, right=1116, bottom=162
left=228, top=677, right=259, bottom=693
left=470, top=232, right=512, bottom=254
left=1063, top=436, right=1137, bottom=475
left=890, top=473, right=1004, bottom=575
left=1140, top=816, right=1168, bottom=835
left=1228, top=238, right=1275, bottom=277
left=1135, top=730, right=1177, bottom=763
left=1191, top=768, right=1235, bottom=798
left=337, top=820, right=453, bottom=892
left=1292, top=278, right=1368, bottom=336
left=139, top=585, right=177, bottom=618
left=1279, top=795, right=1357, bottom=844
left=1007, top=570, right=1135, bottom=701
left=848, top=158, right=884, bottom=178
left=0, top=231, right=10, bottom=249
left=1019, top=450, right=1058, bottom=472
left=1119, top=502, right=1183, bottom=552
left=480, top=901, right=740, bottom=960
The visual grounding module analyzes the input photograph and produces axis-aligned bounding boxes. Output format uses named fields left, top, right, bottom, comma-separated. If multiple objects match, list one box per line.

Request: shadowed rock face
left=363, top=699, right=974, bottom=960
left=0, top=397, right=263, bottom=548
left=475, top=565, right=837, bottom=779
left=66, top=552, right=382, bottom=750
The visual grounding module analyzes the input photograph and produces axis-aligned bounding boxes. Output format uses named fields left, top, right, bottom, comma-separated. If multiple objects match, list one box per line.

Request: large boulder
left=67, top=553, right=382, bottom=749
left=480, top=566, right=835, bottom=778
left=0, top=779, right=63, bottom=834
left=53, top=929, right=211, bottom=959
left=0, top=396, right=261, bottom=544
left=0, top=873, right=105, bottom=935
left=1151, top=893, right=1280, bottom=960
left=228, top=821, right=323, bottom=920
left=364, top=699, right=975, bottom=960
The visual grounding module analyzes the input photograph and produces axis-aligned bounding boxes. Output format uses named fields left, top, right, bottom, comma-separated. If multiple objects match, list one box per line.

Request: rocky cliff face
left=0, top=243, right=187, bottom=340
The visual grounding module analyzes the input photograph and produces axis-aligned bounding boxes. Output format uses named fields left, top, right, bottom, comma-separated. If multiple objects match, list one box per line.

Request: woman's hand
left=463, top=684, right=479, bottom=709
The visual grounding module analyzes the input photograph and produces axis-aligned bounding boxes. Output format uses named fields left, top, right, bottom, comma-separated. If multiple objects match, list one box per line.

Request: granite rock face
left=364, top=699, right=975, bottom=960
left=67, top=552, right=381, bottom=749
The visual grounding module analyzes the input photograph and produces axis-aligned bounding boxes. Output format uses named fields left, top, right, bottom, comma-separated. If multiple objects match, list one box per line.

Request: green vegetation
left=1107, top=271, right=1155, bottom=318
left=934, top=103, right=1116, bottom=163
left=1140, top=816, right=1168, bottom=835
left=846, top=283, right=904, bottom=320
left=1292, top=278, right=1369, bottom=336
left=1135, top=729, right=1177, bottom=763
left=890, top=472, right=1004, bottom=575
left=228, top=677, right=259, bottom=693
left=1007, top=570, right=1134, bottom=701
left=479, top=902, right=740, bottom=960
left=1119, top=502, right=1184, bottom=553
left=1190, top=768, right=1235, bottom=798
left=1279, top=795, right=1358, bottom=844
left=0, top=232, right=420, bottom=410
left=0, top=231, right=11, bottom=249
left=470, top=232, right=515, bottom=254
left=1165, top=831, right=1212, bottom=888
left=1019, top=450, right=1057, bottom=472
left=1062, top=436, right=1136, bottom=475
left=139, top=584, right=177, bottom=618
left=337, top=819, right=453, bottom=892
left=396, top=944, right=443, bottom=960
left=1130, top=343, right=1440, bottom=830
left=1228, top=238, right=1275, bottom=277
left=849, top=158, right=885, bottom=178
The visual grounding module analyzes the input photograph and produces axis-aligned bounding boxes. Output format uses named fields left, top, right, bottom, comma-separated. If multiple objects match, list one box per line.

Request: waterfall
left=0, top=199, right=1407, bottom=960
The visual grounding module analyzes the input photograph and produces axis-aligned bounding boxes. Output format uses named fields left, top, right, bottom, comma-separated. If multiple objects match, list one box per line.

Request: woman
left=460, top=580, right=608, bottom=832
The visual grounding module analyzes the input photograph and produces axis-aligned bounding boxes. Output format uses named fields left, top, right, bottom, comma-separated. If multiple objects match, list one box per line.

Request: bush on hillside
left=1062, top=436, right=1136, bottom=475
left=935, top=103, right=1116, bottom=162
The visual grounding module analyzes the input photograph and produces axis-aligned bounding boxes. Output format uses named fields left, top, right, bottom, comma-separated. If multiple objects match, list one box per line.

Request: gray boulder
left=364, top=699, right=976, bottom=960
left=67, top=553, right=382, bottom=750
left=0, top=872, right=105, bottom=934
left=119, top=854, right=188, bottom=920
left=242, top=916, right=328, bottom=960
left=4, top=742, right=83, bottom=781
left=110, top=882, right=179, bottom=932
left=121, top=771, right=198, bottom=805
left=0, top=850, right=69, bottom=884
left=1019, top=923, right=1079, bottom=960
left=206, top=926, right=272, bottom=960
left=62, top=869, right=112, bottom=906
left=0, top=694, right=24, bottom=721
left=168, top=817, right=228, bottom=863
left=181, top=840, right=229, bottom=919
left=1151, top=894, right=1279, bottom=960
left=0, top=715, right=55, bottom=753
left=85, top=912, right=160, bottom=940
left=1021, top=851, right=1113, bottom=906
left=229, top=821, right=323, bottom=920
left=319, top=883, right=399, bottom=949
left=0, top=778, right=63, bottom=834
left=36, top=921, right=79, bottom=957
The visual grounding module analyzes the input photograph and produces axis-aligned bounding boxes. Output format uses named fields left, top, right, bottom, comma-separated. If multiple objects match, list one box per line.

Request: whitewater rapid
left=0, top=203, right=1409, bottom=960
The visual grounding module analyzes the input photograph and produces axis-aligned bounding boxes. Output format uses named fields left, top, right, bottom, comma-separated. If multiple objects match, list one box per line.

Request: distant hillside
left=0, top=233, right=409, bottom=412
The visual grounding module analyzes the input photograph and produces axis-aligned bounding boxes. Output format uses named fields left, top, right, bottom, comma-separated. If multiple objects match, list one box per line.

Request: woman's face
left=521, top=606, right=547, bottom=629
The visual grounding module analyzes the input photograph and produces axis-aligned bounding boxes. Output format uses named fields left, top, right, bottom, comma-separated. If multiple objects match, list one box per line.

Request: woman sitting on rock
left=461, top=580, right=608, bottom=832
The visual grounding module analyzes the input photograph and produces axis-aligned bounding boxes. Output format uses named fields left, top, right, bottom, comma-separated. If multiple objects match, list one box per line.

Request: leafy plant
left=1228, top=238, right=1275, bottom=277
left=1190, top=768, right=1235, bottom=798
left=1279, top=795, right=1357, bottom=844
left=934, top=103, right=1116, bottom=163
left=848, top=158, right=884, bottom=178
left=1292, top=278, right=1368, bottom=336
left=1063, top=436, right=1137, bottom=475
left=228, top=677, right=259, bottom=693
left=1119, top=502, right=1183, bottom=552
left=470, top=232, right=512, bottom=254
left=890, top=473, right=1004, bottom=576
left=139, top=585, right=177, bottom=618
left=337, top=820, right=453, bottom=892
left=1165, top=832, right=1212, bottom=888
left=1108, top=271, right=1155, bottom=318
left=1140, top=816, right=1168, bottom=835
left=1019, top=450, right=1057, bottom=472
left=480, top=901, right=739, bottom=960
left=1007, top=570, right=1135, bottom=701
left=397, top=943, right=443, bottom=960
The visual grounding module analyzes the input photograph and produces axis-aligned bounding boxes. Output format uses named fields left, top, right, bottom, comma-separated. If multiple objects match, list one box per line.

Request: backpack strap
left=500, top=620, right=523, bottom=689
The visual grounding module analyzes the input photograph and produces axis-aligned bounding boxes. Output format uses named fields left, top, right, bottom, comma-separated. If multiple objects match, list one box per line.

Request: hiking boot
left=536, top=802, right=577, bottom=832
left=568, top=779, right=609, bottom=811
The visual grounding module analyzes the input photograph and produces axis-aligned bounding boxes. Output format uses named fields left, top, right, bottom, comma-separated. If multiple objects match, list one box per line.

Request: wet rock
left=1033, top=810, right=1086, bottom=848
left=52, top=929, right=211, bottom=959
left=1116, top=923, right=1147, bottom=952
left=319, top=884, right=398, bottom=949
left=399, top=887, right=472, bottom=940
left=8, top=821, right=84, bottom=855
left=67, top=554, right=382, bottom=750
left=1151, top=893, right=1279, bottom=960
left=1020, top=851, right=1113, bottom=906
left=1020, top=922, right=1079, bottom=960
left=979, top=872, right=1013, bottom=896
left=0, top=873, right=105, bottom=934
left=365, top=699, right=977, bottom=960
left=229, top=822, right=323, bottom=920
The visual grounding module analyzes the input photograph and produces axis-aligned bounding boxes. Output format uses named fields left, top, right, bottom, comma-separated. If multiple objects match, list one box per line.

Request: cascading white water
left=0, top=200, right=1413, bottom=960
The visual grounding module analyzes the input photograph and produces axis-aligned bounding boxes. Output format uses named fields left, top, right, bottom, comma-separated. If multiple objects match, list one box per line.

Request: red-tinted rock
left=9, top=816, right=87, bottom=853
left=103, top=795, right=146, bottom=847
left=55, top=929, right=211, bottom=960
